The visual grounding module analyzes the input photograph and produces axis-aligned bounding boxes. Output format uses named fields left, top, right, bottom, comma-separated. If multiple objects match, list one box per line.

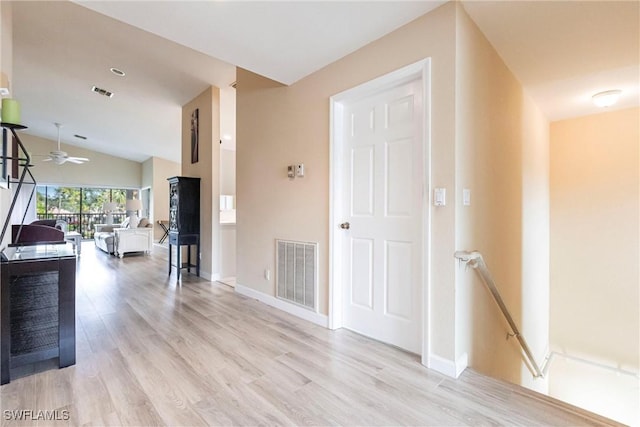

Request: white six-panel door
left=341, top=78, right=423, bottom=353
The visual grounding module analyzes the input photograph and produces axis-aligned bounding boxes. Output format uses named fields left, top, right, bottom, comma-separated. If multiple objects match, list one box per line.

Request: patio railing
left=36, top=213, right=127, bottom=239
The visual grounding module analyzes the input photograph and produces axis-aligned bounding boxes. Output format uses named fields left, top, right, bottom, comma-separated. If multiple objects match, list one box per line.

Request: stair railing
left=455, top=250, right=545, bottom=378
left=0, top=124, right=36, bottom=247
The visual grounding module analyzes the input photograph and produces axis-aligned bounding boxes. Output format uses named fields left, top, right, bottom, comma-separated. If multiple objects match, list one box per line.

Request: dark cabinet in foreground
left=1, top=243, right=76, bottom=384
left=168, top=176, right=200, bottom=280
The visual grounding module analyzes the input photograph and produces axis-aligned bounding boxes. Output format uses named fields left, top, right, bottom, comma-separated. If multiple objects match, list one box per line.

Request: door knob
left=340, top=222, right=350, bottom=230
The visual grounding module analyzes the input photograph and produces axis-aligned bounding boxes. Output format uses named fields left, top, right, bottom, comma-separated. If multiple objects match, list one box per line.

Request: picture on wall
left=191, top=108, right=199, bottom=164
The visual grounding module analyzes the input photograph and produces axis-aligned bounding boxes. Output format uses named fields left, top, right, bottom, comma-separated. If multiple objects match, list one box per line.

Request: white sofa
left=94, top=224, right=118, bottom=253
left=95, top=219, right=153, bottom=257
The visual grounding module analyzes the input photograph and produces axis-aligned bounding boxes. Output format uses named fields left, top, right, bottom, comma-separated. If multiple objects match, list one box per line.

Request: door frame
left=329, top=58, right=431, bottom=363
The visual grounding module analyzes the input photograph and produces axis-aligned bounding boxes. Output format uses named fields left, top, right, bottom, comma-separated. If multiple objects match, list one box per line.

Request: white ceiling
left=462, top=0, right=639, bottom=121
left=76, top=1, right=447, bottom=86
left=10, top=1, right=640, bottom=164
left=12, top=1, right=237, bottom=162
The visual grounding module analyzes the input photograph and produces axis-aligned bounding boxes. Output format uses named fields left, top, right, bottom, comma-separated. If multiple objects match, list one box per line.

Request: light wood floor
left=1, top=243, right=619, bottom=426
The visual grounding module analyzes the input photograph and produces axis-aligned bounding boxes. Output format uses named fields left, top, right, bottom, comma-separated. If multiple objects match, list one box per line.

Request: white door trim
left=329, top=58, right=432, bottom=364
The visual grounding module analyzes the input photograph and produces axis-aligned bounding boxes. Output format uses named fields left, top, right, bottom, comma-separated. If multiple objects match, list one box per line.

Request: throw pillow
left=138, top=218, right=150, bottom=228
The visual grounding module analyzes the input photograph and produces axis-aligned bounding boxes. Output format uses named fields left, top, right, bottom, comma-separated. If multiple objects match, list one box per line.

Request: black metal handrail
left=0, top=124, right=36, bottom=247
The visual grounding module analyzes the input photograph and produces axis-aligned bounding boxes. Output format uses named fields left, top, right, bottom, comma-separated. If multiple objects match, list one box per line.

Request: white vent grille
left=276, top=240, right=317, bottom=311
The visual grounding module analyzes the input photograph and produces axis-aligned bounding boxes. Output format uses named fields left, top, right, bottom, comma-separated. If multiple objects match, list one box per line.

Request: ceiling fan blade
left=42, top=157, right=52, bottom=162
left=66, top=157, right=88, bottom=164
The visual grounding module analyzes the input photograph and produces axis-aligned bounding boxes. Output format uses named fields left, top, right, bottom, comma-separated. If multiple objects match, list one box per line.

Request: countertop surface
left=1, top=242, right=76, bottom=262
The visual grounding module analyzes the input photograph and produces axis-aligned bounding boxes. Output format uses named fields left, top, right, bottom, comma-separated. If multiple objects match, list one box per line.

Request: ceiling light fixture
left=592, top=90, right=622, bottom=108
left=110, top=67, right=125, bottom=77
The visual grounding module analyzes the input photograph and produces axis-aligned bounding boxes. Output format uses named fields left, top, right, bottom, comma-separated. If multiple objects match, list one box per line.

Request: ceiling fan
left=43, top=123, right=89, bottom=165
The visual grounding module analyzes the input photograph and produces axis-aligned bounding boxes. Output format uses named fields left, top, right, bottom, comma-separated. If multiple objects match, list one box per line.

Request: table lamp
left=103, top=202, right=118, bottom=226
left=125, top=198, right=143, bottom=228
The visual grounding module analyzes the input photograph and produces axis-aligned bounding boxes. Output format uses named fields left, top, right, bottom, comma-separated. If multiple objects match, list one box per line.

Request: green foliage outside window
left=36, top=186, right=135, bottom=238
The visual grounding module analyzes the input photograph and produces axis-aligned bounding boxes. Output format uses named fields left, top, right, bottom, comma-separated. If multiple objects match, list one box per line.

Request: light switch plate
left=463, top=188, right=471, bottom=206
left=434, top=188, right=446, bottom=206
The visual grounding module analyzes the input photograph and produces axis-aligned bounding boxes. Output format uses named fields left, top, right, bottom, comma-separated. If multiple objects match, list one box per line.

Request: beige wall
left=237, top=4, right=458, bottom=360
left=220, top=86, right=236, bottom=149
left=182, top=86, right=220, bottom=280
left=150, top=156, right=180, bottom=241
left=550, top=107, right=639, bottom=369
left=0, top=0, right=11, bottom=92
left=454, top=5, right=550, bottom=390
left=0, top=0, right=12, bottom=249
left=21, top=133, right=141, bottom=188
left=519, top=94, right=550, bottom=391
left=237, top=1, right=554, bottom=384
left=220, top=149, right=236, bottom=197
left=142, top=157, right=153, bottom=188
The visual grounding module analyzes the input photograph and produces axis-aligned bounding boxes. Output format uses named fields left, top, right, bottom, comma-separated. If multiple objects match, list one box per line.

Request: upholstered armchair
left=94, top=224, right=118, bottom=254
left=11, top=219, right=67, bottom=245
left=94, top=218, right=153, bottom=257
left=113, top=218, right=153, bottom=258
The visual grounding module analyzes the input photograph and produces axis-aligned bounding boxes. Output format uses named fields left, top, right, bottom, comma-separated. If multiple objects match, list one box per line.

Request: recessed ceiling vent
left=91, top=86, right=114, bottom=98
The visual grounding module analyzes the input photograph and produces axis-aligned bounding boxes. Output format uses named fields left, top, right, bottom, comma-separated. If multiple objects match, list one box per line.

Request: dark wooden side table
left=168, top=232, right=200, bottom=280
left=1, top=243, right=76, bottom=384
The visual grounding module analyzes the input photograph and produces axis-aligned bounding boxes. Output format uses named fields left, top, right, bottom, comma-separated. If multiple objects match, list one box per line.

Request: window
left=36, top=186, right=136, bottom=238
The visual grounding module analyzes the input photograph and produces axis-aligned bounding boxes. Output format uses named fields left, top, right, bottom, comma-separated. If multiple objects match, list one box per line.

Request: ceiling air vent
left=91, top=86, right=114, bottom=98
left=74, top=134, right=87, bottom=140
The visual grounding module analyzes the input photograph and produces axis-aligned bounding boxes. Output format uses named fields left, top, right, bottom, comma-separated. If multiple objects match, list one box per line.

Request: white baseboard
left=198, top=270, right=218, bottom=281
left=428, top=352, right=468, bottom=378
left=235, top=283, right=329, bottom=327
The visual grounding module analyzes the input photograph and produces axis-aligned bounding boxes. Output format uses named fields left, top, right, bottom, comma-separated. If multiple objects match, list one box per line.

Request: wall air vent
left=276, top=239, right=317, bottom=311
left=91, top=86, right=114, bottom=98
